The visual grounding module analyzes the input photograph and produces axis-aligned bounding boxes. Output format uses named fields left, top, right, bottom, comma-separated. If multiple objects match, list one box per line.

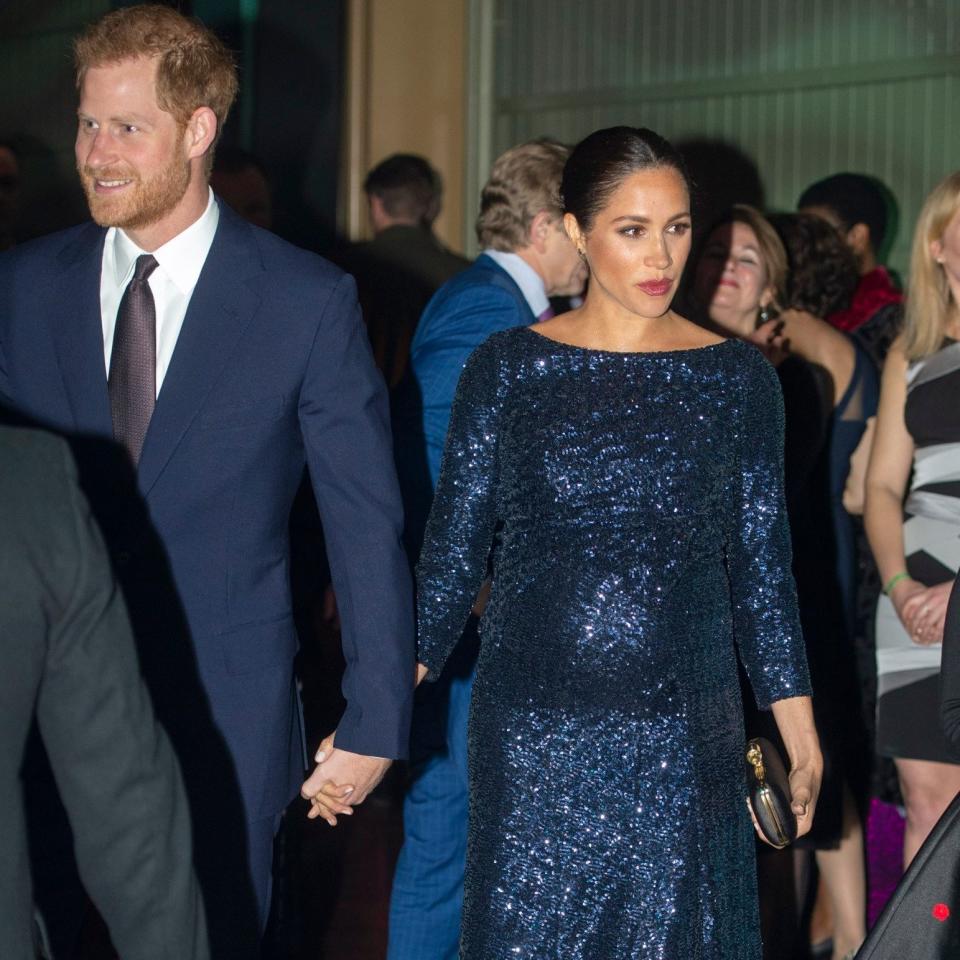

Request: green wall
left=0, top=1, right=111, bottom=237
left=0, top=0, right=344, bottom=251
left=478, top=0, right=960, bottom=277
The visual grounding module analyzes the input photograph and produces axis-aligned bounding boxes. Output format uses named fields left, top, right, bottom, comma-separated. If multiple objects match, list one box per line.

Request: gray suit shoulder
left=0, top=425, right=72, bottom=490
left=0, top=427, right=78, bottom=561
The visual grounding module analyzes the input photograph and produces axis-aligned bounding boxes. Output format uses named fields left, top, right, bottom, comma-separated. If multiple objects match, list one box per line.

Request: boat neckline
left=517, top=324, right=734, bottom=357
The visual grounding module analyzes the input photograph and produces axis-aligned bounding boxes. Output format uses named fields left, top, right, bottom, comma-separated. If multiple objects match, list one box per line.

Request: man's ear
left=846, top=222, right=871, bottom=259
left=528, top=210, right=554, bottom=253
left=185, top=106, right=218, bottom=162
left=368, top=193, right=389, bottom=231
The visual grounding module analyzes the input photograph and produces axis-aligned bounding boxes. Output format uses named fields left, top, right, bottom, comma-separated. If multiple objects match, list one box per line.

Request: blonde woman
left=865, top=171, right=960, bottom=867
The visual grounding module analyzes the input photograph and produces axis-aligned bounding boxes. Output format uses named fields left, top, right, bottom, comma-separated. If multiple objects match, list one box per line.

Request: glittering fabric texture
left=416, top=327, right=812, bottom=959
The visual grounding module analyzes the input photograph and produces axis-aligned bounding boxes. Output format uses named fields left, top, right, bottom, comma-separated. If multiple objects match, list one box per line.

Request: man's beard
left=78, top=150, right=192, bottom=232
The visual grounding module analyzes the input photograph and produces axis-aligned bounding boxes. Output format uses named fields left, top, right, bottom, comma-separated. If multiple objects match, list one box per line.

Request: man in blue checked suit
left=388, top=139, right=586, bottom=960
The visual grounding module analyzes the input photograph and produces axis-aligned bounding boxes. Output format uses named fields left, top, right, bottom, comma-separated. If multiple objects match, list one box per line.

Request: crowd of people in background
left=4, top=5, right=960, bottom=960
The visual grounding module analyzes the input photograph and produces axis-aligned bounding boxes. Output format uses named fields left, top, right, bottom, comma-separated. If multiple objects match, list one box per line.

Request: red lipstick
left=637, top=279, right=673, bottom=297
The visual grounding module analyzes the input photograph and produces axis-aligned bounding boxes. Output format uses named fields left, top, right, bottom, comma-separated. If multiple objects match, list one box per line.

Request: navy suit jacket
left=392, top=254, right=535, bottom=563
left=0, top=202, right=414, bottom=822
left=410, top=254, right=536, bottom=486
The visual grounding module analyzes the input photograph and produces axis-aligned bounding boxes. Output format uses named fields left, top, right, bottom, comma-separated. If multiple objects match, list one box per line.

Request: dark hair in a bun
left=561, top=126, right=691, bottom=232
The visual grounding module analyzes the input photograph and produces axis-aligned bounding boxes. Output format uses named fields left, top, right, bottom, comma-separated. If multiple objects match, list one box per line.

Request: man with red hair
left=0, top=6, right=413, bottom=956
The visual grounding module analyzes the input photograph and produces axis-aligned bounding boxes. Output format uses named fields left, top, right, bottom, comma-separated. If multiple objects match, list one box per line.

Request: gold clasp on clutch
left=746, top=740, right=766, bottom=785
left=746, top=737, right=792, bottom=848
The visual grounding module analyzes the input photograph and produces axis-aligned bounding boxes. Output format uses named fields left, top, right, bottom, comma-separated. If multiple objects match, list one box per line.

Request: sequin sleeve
left=415, top=336, right=504, bottom=678
left=728, top=348, right=812, bottom=708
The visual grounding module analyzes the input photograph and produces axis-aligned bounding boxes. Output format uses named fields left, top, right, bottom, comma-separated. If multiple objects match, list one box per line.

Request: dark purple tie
left=109, top=254, right=158, bottom=465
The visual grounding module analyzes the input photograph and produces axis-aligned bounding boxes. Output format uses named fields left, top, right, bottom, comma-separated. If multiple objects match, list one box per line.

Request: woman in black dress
left=692, top=206, right=870, bottom=959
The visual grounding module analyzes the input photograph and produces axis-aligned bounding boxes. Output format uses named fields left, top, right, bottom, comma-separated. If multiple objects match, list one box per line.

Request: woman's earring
left=758, top=305, right=770, bottom=324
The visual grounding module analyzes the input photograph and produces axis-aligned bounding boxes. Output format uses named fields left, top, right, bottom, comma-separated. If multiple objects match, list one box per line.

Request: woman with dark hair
left=691, top=208, right=843, bottom=526
left=404, top=127, right=820, bottom=958
left=771, top=213, right=879, bottom=960
left=693, top=207, right=874, bottom=960
left=773, top=213, right=860, bottom=316
left=769, top=213, right=878, bottom=641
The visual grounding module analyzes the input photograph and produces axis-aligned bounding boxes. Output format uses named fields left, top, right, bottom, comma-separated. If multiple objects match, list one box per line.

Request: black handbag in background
left=745, top=737, right=798, bottom=848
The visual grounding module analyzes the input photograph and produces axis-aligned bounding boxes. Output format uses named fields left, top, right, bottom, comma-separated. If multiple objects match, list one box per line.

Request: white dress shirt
left=483, top=248, right=550, bottom=318
left=100, top=188, right=220, bottom=396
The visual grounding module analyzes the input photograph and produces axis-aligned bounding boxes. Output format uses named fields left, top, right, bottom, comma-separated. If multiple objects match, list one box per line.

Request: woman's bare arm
left=842, top=416, right=875, bottom=516
left=864, top=337, right=920, bottom=613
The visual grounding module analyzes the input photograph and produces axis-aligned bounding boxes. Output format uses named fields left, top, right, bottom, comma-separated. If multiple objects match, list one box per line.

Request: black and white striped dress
left=876, top=339, right=960, bottom=761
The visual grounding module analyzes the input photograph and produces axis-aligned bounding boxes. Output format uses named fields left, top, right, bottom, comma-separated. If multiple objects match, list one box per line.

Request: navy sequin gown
left=416, top=327, right=812, bottom=959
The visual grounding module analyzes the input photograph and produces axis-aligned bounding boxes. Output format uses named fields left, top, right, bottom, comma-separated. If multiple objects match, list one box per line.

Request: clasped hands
left=302, top=663, right=431, bottom=825
left=300, top=731, right=391, bottom=826
left=892, top=578, right=952, bottom=646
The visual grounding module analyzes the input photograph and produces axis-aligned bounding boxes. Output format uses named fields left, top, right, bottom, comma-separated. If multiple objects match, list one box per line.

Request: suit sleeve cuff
left=334, top=700, right=411, bottom=761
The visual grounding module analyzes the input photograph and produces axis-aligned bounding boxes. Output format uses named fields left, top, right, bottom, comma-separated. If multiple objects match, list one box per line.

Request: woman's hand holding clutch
left=787, top=756, right=820, bottom=840
left=768, top=695, right=823, bottom=842
left=745, top=736, right=820, bottom=847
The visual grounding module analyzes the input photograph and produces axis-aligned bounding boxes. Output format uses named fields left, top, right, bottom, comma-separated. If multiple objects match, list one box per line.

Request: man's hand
left=300, top=730, right=391, bottom=825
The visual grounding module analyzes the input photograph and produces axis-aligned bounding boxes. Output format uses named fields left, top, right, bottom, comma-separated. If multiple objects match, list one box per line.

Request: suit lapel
left=137, top=206, right=263, bottom=496
left=50, top=225, right=113, bottom=435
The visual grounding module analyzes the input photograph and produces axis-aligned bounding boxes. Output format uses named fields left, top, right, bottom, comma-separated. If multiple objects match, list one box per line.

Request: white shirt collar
left=483, top=248, right=550, bottom=318
left=109, top=188, right=220, bottom=293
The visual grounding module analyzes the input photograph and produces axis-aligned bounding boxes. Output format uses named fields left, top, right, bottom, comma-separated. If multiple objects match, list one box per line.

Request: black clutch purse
left=745, top=737, right=797, bottom=848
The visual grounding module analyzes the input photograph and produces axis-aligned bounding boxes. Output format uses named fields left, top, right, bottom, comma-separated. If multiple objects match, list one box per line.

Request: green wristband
left=883, top=571, right=910, bottom=595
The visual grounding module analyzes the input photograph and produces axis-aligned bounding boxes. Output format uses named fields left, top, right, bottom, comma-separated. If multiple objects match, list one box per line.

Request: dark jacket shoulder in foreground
left=0, top=425, right=207, bottom=960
